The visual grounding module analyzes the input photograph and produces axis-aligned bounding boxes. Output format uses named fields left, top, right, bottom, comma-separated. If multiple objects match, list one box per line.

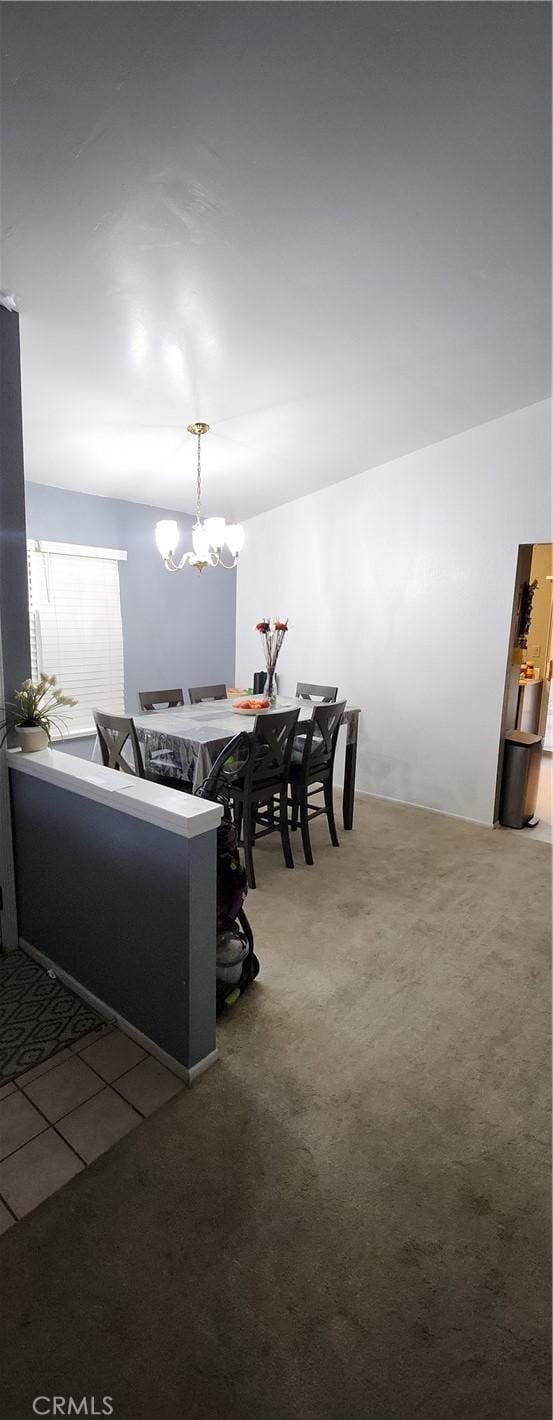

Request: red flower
left=255, top=620, right=270, bottom=633
left=274, top=620, right=288, bottom=632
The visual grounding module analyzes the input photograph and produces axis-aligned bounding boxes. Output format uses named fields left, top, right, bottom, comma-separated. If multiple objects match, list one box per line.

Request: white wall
left=236, top=400, right=552, bottom=825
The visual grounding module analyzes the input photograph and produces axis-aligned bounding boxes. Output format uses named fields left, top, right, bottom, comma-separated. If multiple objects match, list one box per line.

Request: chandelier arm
left=192, top=550, right=219, bottom=570
left=164, top=552, right=193, bottom=571
left=216, top=552, right=239, bottom=571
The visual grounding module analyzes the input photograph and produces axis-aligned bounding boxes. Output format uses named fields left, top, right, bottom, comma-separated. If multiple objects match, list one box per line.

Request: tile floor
left=0, top=1023, right=184, bottom=1230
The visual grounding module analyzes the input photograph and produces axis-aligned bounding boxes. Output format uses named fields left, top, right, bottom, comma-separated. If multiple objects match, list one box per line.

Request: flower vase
left=264, top=668, right=277, bottom=705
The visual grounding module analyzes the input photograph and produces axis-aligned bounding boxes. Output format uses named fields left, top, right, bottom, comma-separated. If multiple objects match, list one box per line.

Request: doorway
left=495, top=543, right=553, bottom=842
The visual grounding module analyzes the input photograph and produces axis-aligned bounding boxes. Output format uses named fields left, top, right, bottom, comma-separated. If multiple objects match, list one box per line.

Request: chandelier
left=155, top=422, right=245, bottom=572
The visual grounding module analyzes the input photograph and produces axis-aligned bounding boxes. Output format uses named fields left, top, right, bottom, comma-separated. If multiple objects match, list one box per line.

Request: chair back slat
left=296, top=681, right=338, bottom=703
left=93, top=710, right=145, bottom=778
left=188, top=684, right=227, bottom=704
left=294, top=700, right=346, bottom=772
left=138, top=688, right=184, bottom=711
left=312, top=700, right=346, bottom=759
left=244, top=708, right=300, bottom=788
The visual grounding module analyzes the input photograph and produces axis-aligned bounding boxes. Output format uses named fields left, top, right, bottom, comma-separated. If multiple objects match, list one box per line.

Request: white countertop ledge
left=7, top=749, right=222, bottom=840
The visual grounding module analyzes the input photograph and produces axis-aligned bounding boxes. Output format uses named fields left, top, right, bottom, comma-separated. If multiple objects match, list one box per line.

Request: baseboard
left=348, top=786, right=491, bottom=829
left=187, top=1050, right=219, bottom=1083
left=19, top=938, right=218, bottom=1086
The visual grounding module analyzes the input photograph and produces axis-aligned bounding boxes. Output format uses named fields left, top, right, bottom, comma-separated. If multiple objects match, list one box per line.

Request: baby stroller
left=195, top=731, right=260, bottom=1016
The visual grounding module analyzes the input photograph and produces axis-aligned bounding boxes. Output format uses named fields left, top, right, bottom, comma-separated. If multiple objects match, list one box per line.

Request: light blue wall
left=25, top=483, right=237, bottom=750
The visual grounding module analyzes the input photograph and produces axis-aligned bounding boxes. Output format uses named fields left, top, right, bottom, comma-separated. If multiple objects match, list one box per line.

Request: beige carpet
left=0, top=796, right=550, bottom=1418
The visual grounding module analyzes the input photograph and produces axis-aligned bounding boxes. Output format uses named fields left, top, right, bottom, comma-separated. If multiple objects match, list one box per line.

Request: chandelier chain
left=196, top=433, right=202, bottom=521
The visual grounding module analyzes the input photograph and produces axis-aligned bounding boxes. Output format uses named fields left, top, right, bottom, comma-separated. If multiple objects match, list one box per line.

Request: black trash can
left=499, top=730, right=543, bottom=828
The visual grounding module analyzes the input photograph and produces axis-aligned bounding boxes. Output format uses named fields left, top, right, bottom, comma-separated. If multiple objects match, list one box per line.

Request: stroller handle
left=195, top=730, right=254, bottom=806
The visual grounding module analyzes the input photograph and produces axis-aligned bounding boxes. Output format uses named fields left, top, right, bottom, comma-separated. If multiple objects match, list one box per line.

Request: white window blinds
left=27, top=541, right=126, bottom=736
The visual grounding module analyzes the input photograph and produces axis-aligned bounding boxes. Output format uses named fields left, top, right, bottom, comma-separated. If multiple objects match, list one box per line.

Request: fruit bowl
left=231, top=697, right=271, bottom=714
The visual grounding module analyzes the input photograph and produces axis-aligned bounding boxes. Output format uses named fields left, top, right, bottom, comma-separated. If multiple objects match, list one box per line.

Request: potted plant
left=0, top=674, right=78, bottom=753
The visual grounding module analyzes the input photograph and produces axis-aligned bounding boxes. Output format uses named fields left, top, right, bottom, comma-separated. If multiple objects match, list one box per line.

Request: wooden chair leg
left=243, top=803, right=257, bottom=889
left=324, top=780, right=339, bottom=847
left=279, top=786, right=295, bottom=869
left=234, top=799, right=243, bottom=841
left=291, top=785, right=299, bottom=830
left=300, top=791, right=314, bottom=865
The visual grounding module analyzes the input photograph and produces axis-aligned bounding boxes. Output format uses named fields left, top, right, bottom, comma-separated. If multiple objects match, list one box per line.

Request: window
left=27, top=540, right=126, bottom=737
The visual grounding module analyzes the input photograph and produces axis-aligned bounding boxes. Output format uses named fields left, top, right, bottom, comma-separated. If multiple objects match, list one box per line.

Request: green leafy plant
left=0, top=674, right=78, bottom=745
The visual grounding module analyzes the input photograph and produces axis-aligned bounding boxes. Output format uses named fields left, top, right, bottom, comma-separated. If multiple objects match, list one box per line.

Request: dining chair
left=136, top=687, right=193, bottom=787
left=93, top=710, right=145, bottom=776
left=230, top=707, right=300, bottom=889
left=288, top=700, right=346, bottom=865
left=188, top=684, right=228, bottom=704
left=138, top=688, right=184, bottom=711
left=296, top=681, right=338, bottom=703
left=94, top=708, right=190, bottom=792
left=293, top=682, right=338, bottom=769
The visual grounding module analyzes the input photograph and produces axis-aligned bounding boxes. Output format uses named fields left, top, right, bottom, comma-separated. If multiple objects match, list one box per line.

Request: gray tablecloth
left=93, top=698, right=360, bottom=791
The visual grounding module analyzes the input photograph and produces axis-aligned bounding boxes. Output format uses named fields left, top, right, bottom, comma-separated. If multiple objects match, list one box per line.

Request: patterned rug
left=0, top=949, right=105, bottom=1081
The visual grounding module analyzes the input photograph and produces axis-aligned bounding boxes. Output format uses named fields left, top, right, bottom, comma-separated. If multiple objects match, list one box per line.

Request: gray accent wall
left=0, top=311, right=31, bottom=698
left=11, top=768, right=217, bottom=1071
left=0, top=309, right=30, bottom=948
left=25, top=483, right=237, bottom=719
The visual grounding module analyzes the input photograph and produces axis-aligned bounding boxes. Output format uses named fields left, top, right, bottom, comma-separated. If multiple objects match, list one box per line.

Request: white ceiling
left=1, top=3, right=551, bottom=519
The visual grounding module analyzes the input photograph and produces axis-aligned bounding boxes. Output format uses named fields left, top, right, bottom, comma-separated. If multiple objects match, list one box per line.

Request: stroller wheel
left=222, top=986, right=241, bottom=1009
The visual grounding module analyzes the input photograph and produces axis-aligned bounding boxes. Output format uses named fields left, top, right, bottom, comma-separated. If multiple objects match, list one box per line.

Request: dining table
left=131, top=697, right=361, bottom=829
